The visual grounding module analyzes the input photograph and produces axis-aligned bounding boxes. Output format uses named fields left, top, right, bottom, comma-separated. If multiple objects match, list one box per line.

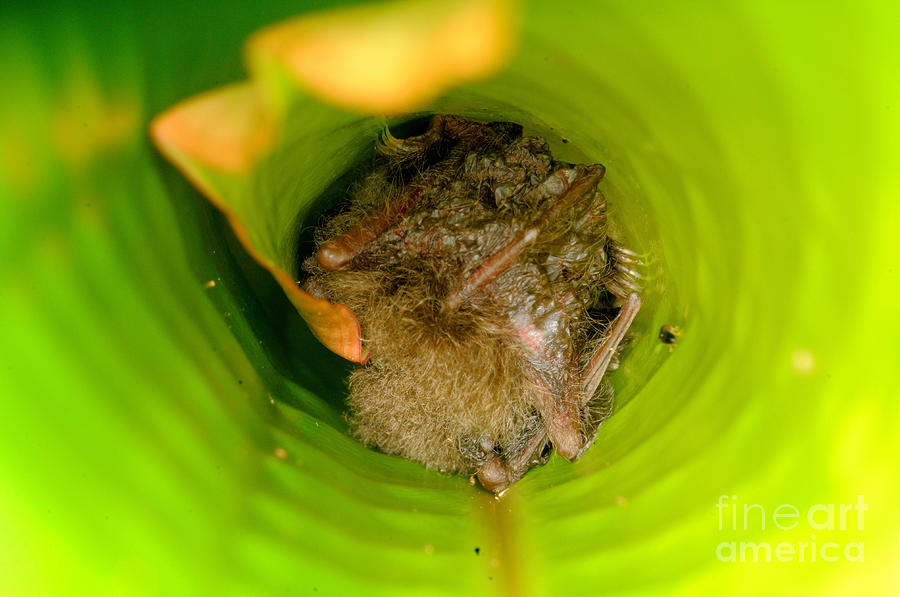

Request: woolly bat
left=302, top=115, right=641, bottom=492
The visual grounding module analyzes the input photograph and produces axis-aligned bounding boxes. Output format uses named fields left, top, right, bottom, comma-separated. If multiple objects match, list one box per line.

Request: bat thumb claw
left=476, top=457, right=510, bottom=493
left=551, top=423, right=582, bottom=461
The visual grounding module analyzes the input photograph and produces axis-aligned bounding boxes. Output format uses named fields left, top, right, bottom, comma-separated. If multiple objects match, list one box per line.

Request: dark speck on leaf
left=659, top=325, right=681, bottom=345
left=474, top=547, right=480, bottom=555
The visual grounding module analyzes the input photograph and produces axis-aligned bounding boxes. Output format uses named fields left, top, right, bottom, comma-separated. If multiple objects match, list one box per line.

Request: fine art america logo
left=715, top=495, right=866, bottom=563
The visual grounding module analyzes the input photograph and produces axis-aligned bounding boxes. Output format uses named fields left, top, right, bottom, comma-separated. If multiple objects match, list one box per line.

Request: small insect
left=302, top=115, right=642, bottom=491
left=659, top=324, right=682, bottom=347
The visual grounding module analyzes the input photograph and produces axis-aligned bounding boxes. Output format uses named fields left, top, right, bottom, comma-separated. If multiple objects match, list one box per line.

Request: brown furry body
left=303, top=116, right=640, bottom=488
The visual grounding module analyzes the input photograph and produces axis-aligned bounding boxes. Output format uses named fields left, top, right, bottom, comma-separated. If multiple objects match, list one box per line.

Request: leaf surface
left=1, top=1, right=899, bottom=596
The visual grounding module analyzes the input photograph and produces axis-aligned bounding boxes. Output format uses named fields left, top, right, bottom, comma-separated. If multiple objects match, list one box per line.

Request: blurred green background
left=1, top=0, right=898, bottom=595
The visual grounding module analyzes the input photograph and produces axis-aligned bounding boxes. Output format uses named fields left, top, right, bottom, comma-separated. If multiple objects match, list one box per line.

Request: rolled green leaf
left=1, top=1, right=898, bottom=595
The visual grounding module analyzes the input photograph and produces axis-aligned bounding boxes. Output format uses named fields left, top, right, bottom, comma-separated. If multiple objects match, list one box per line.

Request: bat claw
left=476, top=457, right=511, bottom=492
left=549, top=420, right=582, bottom=461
